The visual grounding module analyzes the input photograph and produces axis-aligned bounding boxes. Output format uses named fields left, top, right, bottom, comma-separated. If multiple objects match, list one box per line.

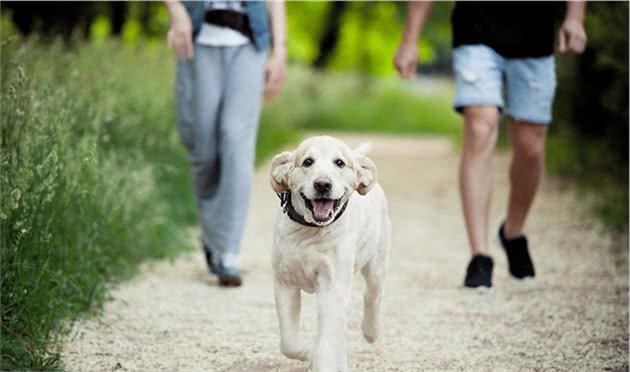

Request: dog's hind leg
left=360, top=261, right=384, bottom=343
left=274, top=280, right=309, bottom=361
left=361, top=227, right=389, bottom=343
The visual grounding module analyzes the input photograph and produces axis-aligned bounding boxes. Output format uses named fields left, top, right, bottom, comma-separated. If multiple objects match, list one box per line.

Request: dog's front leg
left=274, top=279, right=308, bottom=361
left=334, top=263, right=354, bottom=372
left=334, top=283, right=352, bottom=372
left=313, top=283, right=338, bottom=372
left=313, top=266, right=352, bottom=372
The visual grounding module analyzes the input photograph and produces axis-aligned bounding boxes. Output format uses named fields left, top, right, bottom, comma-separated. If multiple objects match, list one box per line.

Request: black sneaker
left=464, top=255, right=494, bottom=288
left=499, top=223, right=535, bottom=279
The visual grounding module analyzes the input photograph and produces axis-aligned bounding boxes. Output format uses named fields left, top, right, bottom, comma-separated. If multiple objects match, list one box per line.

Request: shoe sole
left=219, top=276, right=242, bottom=287
left=462, top=285, right=494, bottom=294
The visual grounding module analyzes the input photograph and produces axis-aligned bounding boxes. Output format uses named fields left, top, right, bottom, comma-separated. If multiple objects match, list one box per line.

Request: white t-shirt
left=196, top=1, right=250, bottom=47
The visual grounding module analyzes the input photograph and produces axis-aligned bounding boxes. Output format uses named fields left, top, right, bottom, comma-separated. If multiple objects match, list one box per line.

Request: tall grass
left=0, top=32, right=308, bottom=369
left=0, top=36, right=194, bottom=369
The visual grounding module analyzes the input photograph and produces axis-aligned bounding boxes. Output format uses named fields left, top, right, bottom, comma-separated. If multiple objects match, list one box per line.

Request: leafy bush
left=550, top=2, right=628, bottom=232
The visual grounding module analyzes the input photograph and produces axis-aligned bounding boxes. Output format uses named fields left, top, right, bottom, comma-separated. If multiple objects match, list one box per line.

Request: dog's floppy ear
left=353, top=145, right=377, bottom=195
left=270, top=151, right=294, bottom=193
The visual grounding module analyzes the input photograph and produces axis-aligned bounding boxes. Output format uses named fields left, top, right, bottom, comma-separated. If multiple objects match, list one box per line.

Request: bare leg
left=504, top=119, right=548, bottom=239
left=459, top=106, right=500, bottom=255
left=274, top=280, right=308, bottom=361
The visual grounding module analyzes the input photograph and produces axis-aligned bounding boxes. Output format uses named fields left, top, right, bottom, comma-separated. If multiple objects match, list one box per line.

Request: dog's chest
left=275, top=247, right=335, bottom=294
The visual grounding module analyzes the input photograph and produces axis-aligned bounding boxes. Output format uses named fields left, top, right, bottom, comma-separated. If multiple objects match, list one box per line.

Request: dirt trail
left=61, top=134, right=628, bottom=372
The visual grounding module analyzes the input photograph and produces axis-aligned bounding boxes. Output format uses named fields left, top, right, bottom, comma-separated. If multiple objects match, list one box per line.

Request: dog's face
left=270, top=136, right=377, bottom=226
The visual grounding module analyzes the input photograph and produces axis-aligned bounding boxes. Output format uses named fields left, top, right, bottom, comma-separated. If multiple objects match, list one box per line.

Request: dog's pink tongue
left=312, top=199, right=334, bottom=220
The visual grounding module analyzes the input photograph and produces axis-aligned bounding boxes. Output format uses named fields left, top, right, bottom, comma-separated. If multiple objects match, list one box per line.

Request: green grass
left=0, top=34, right=297, bottom=370
left=0, top=37, right=190, bottom=370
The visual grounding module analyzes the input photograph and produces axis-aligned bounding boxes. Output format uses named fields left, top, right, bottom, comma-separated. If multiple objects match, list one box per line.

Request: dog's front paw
left=281, top=343, right=310, bottom=362
left=361, top=315, right=380, bottom=343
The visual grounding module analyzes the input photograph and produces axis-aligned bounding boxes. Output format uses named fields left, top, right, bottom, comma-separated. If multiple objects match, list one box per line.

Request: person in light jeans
left=394, top=1, right=587, bottom=288
left=165, top=0, right=286, bottom=286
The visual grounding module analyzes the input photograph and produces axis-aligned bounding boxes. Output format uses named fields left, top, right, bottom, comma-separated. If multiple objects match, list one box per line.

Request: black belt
left=204, top=9, right=253, bottom=40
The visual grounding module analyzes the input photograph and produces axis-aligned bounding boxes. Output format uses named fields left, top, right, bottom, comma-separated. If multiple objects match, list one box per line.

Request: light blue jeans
left=176, top=42, right=266, bottom=264
left=453, top=44, right=557, bottom=124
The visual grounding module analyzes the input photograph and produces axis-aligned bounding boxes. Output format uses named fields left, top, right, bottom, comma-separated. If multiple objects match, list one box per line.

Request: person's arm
left=164, top=0, right=194, bottom=59
left=264, top=0, right=287, bottom=101
left=393, top=1, right=434, bottom=79
left=558, top=0, right=587, bottom=55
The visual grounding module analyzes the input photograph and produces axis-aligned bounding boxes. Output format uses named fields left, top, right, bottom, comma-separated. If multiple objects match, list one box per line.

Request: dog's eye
left=334, top=159, right=345, bottom=168
left=302, top=158, right=314, bottom=167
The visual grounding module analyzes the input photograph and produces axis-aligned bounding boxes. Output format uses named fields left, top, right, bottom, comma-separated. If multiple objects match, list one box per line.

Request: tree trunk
left=110, top=2, right=128, bottom=36
left=312, top=1, right=347, bottom=70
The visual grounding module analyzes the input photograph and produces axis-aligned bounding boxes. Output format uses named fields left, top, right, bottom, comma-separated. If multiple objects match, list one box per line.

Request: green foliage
left=286, top=2, right=329, bottom=63
left=550, top=2, right=628, bottom=232
left=121, top=18, right=143, bottom=47
left=546, top=135, right=628, bottom=232
left=286, top=1, right=454, bottom=75
left=89, top=16, right=111, bottom=43
left=0, top=36, right=197, bottom=370
left=327, top=2, right=402, bottom=75
left=264, top=66, right=459, bottom=136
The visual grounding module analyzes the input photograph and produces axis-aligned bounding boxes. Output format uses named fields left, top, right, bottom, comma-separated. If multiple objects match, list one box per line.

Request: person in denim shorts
left=394, top=1, right=587, bottom=288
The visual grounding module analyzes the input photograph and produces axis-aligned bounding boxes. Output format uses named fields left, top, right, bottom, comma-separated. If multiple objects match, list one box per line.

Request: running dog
left=270, top=136, right=391, bottom=372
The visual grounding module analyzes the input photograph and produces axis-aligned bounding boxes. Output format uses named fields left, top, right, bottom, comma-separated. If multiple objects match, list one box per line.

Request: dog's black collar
left=277, top=191, right=349, bottom=228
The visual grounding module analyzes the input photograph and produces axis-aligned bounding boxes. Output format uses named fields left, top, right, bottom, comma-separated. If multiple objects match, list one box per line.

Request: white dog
left=270, top=136, right=390, bottom=372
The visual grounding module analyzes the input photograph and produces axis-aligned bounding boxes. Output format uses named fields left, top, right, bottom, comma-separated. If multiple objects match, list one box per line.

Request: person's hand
left=264, top=49, right=287, bottom=101
left=393, top=40, right=419, bottom=79
left=558, top=18, right=587, bottom=55
left=166, top=2, right=194, bottom=59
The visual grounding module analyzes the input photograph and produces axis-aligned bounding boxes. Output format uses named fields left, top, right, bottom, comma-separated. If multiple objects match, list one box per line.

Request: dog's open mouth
left=300, top=192, right=342, bottom=223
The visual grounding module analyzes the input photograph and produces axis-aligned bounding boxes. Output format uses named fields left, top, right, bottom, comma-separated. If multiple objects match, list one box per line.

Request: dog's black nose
left=313, top=179, right=332, bottom=194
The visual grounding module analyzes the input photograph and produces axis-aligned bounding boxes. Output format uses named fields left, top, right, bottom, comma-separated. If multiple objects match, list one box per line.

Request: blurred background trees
left=551, top=1, right=628, bottom=228
left=3, top=1, right=455, bottom=74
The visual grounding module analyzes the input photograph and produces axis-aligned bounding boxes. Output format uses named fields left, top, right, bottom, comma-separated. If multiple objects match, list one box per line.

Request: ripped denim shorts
left=452, top=44, right=556, bottom=124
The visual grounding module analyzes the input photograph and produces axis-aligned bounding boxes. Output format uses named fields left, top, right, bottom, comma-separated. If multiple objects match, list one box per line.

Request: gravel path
left=61, top=134, right=628, bottom=372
